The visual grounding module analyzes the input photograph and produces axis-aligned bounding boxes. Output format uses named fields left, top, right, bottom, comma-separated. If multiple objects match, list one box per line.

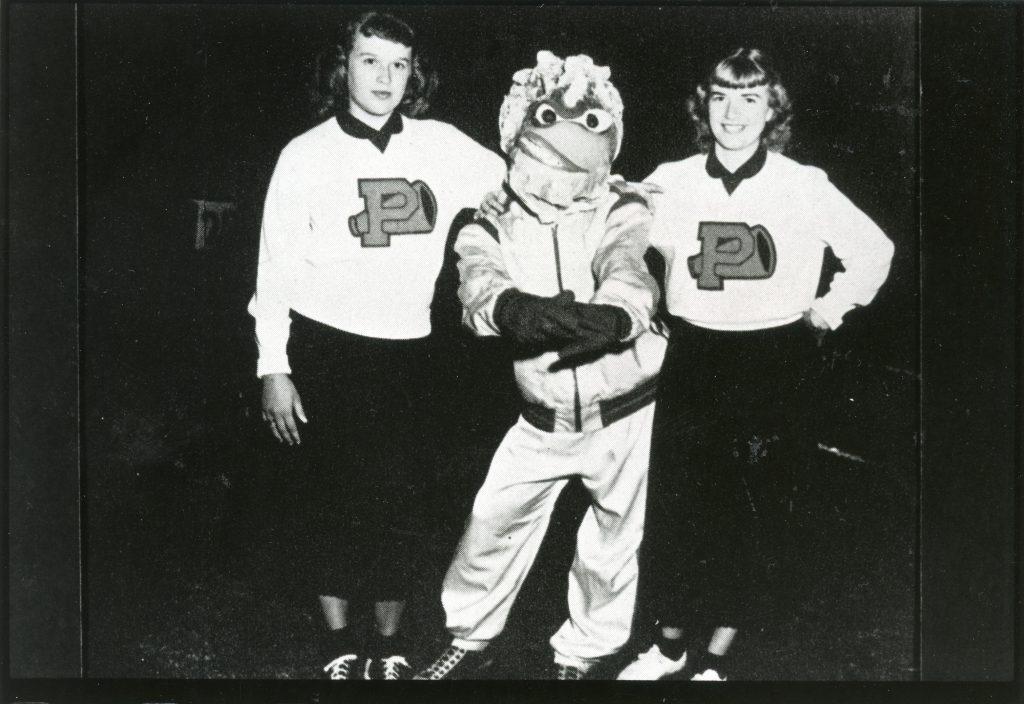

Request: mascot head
left=499, top=51, right=623, bottom=222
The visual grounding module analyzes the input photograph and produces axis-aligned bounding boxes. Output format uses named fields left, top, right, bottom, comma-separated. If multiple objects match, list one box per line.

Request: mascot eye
left=576, top=109, right=614, bottom=133
left=532, top=103, right=559, bottom=126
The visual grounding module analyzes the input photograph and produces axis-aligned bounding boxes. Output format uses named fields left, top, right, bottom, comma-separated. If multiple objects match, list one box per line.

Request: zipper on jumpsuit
left=550, top=223, right=584, bottom=432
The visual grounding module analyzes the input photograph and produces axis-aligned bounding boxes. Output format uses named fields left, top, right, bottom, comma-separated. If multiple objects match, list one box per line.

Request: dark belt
left=522, top=375, right=659, bottom=433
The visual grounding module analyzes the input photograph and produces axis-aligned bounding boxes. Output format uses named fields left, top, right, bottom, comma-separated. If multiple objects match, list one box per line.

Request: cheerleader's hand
left=802, top=309, right=831, bottom=347
left=478, top=186, right=512, bottom=218
left=262, top=373, right=307, bottom=445
left=608, top=176, right=664, bottom=213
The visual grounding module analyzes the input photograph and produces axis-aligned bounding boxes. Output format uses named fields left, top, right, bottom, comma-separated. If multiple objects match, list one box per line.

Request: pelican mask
left=499, top=51, right=624, bottom=223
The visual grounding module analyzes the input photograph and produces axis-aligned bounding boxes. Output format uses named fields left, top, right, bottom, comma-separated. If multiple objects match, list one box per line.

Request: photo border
left=3, top=3, right=1020, bottom=702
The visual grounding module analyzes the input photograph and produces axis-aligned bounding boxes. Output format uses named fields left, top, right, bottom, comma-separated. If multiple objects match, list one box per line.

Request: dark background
left=5, top=3, right=1019, bottom=699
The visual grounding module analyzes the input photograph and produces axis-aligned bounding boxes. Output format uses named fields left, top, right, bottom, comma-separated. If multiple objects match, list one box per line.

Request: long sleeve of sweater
left=807, top=171, right=895, bottom=329
left=247, top=150, right=307, bottom=377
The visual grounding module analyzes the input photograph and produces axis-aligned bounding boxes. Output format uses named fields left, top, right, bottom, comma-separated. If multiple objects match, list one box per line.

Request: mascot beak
left=516, top=121, right=615, bottom=175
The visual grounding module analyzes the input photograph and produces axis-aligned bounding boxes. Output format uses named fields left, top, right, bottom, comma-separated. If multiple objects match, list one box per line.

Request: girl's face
left=346, top=33, right=413, bottom=120
left=707, top=82, right=774, bottom=153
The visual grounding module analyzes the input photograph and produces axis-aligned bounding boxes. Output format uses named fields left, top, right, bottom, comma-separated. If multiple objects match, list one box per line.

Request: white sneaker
left=691, top=668, right=727, bottom=681
left=377, top=655, right=412, bottom=680
left=617, top=644, right=688, bottom=680
left=323, top=653, right=359, bottom=680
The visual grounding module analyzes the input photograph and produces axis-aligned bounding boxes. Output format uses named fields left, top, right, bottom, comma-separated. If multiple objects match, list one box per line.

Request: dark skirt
left=283, top=312, right=439, bottom=601
left=640, top=317, right=819, bottom=631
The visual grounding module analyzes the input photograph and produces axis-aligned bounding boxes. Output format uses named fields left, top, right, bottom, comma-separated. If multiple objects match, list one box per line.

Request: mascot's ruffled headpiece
left=499, top=51, right=624, bottom=158
left=498, top=51, right=624, bottom=222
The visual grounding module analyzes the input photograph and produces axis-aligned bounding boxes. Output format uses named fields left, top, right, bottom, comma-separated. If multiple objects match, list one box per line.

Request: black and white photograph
left=5, top=3, right=1019, bottom=702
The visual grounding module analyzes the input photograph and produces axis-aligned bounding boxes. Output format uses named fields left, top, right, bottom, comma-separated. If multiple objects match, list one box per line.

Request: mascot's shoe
left=554, top=663, right=590, bottom=680
left=414, top=644, right=493, bottom=680
left=617, top=644, right=688, bottom=680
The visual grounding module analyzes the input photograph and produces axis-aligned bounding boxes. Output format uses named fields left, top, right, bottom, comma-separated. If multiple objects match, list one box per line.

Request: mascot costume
left=415, top=51, right=667, bottom=681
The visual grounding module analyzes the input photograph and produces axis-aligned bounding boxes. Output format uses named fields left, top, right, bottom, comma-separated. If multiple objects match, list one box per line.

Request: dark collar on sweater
left=705, top=144, right=768, bottom=195
left=335, top=110, right=404, bottom=153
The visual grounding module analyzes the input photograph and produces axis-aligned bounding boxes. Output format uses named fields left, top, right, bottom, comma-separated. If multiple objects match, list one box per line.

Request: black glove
left=493, top=289, right=586, bottom=348
left=550, top=303, right=632, bottom=370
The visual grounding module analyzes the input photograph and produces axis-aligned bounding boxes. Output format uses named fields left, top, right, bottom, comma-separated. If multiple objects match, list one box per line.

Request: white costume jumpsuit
left=442, top=188, right=667, bottom=669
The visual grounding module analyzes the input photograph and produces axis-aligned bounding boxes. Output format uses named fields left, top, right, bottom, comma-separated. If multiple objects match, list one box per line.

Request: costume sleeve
left=590, top=192, right=660, bottom=341
left=454, top=216, right=514, bottom=337
left=641, top=165, right=671, bottom=250
left=807, top=170, right=895, bottom=329
left=247, top=148, right=307, bottom=377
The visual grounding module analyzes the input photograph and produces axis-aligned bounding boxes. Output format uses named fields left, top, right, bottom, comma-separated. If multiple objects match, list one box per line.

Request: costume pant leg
left=549, top=404, right=654, bottom=667
left=443, top=417, right=570, bottom=651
